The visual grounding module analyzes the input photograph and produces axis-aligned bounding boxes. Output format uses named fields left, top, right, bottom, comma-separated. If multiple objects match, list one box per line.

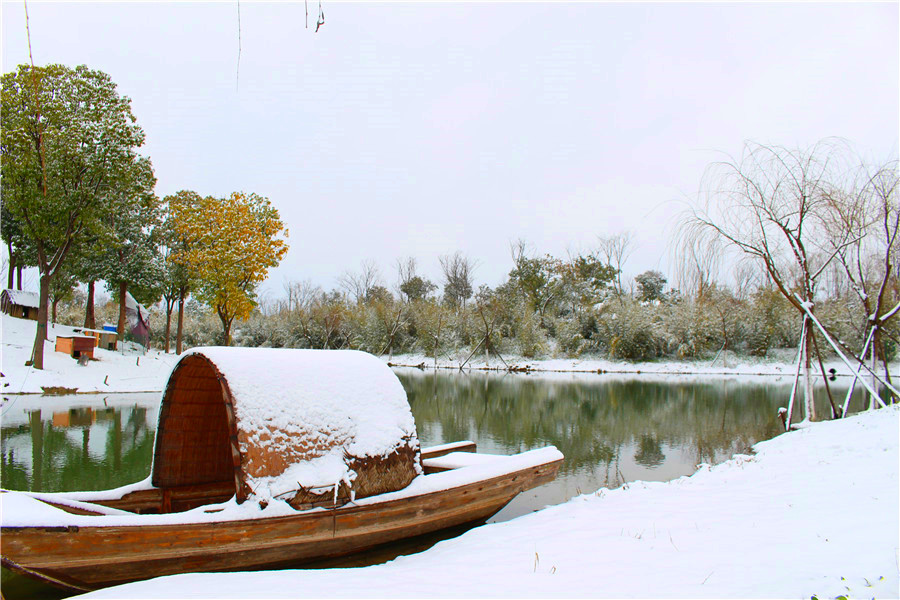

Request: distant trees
left=508, top=241, right=560, bottom=323
left=1, top=64, right=150, bottom=368
left=635, top=271, right=667, bottom=302
left=597, top=232, right=633, bottom=296
left=1, top=201, right=30, bottom=290
left=8, top=85, right=890, bottom=390
left=339, top=260, right=382, bottom=305
left=397, top=257, right=436, bottom=303
left=172, top=192, right=288, bottom=346
left=439, top=252, right=476, bottom=309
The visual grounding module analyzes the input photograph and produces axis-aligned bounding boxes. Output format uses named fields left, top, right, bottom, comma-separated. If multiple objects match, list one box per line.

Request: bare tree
left=410, top=299, right=448, bottom=368
left=826, top=159, right=899, bottom=407
left=282, top=278, right=319, bottom=313
left=685, top=140, right=858, bottom=424
left=732, top=262, right=761, bottom=302
left=597, top=232, right=633, bottom=295
left=672, top=230, right=722, bottom=302
left=460, top=285, right=509, bottom=370
left=439, top=252, right=476, bottom=309
left=339, top=259, right=381, bottom=305
left=396, top=256, right=416, bottom=301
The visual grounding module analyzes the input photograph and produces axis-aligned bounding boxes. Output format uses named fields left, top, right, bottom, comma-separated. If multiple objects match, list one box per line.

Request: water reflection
left=1, top=379, right=873, bottom=506
left=396, top=370, right=873, bottom=520
left=1, top=394, right=160, bottom=493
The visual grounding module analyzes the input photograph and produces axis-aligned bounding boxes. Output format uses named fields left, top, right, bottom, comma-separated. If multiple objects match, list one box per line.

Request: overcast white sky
left=2, top=1, right=898, bottom=301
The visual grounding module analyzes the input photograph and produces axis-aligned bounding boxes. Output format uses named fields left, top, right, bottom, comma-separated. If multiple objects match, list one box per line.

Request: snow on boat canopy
left=153, top=347, right=420, bottom=510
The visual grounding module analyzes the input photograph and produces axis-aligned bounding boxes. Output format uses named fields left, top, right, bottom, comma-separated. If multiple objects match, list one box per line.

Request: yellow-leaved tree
left=173, top=192, right=288, bottom=345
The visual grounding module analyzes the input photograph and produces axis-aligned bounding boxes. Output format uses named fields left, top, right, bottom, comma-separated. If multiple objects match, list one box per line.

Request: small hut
left=1, top=289, right=39, bottom=320
left=151, top=348, right=421, bottom=512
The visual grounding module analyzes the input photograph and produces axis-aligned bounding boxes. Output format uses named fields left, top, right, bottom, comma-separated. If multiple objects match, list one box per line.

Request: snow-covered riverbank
left=79, top=404, right=899, bottom=599
left=1, top=314, right=178, bottom=394
left=4, top=313, right=893, bottom=396
left=384, top=351, right=893, bottom=380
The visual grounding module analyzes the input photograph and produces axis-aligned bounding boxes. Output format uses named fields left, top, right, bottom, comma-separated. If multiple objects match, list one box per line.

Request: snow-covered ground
left=1, top=314, right=178, bottom=394
left=78, top=405, right=899, bottom=599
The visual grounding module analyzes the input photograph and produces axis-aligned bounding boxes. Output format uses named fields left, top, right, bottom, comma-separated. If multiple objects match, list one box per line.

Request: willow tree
left=826, top=160, right=899, bottom=408
left=173, top=192, right=288, bottom=346
left=685, top=141, right=858, bottom=424
left=1, top=64, right=148, bottom=369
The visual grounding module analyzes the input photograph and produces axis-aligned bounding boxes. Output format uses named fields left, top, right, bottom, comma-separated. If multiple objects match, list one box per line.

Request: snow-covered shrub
left=409, top=299, right=451, bottom=357
left=514, top=310, right=547, bottom=358
left=658, top=299, right=715, bottom=358
left=744, top=288, right=797, bottom=356
left=548, top=311, right=600, bottom=357
left=598, top=299, right=665, bottom=360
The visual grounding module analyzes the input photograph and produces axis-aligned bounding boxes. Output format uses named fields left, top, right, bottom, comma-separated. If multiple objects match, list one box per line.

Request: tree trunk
left=221, top=315, right=233, bottom=346
left=30, top=410, right=43, bottom=490
left=6, top=241, right=15, bottom=290
left=869, top=334, right=879, bottom=410
left=16, top=264, right=23, bottom=290
left=176, top=290, right=186, bottom=355
left=117, top=281, right=128, bottom=347
left=30, top=272, right=51, bottom=369
left=51, top=297, right=59, bottom=323
left=84, top=280, right=96, bottom=329
left=803, top=327, right=817, bottom=422
left=164, top=306, right=172, bottom=354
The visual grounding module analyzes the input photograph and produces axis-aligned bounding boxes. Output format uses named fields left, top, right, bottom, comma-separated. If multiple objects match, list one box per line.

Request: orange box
left=55, top=336, right=95, bottom=359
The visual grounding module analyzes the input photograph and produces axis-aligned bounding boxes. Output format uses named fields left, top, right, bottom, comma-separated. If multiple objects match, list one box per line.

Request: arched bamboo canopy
left=151, top=348, right=420, bottom=508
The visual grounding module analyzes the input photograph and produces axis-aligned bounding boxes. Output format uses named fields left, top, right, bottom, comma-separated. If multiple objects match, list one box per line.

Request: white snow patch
left=1, top=314, right=179, bottom=394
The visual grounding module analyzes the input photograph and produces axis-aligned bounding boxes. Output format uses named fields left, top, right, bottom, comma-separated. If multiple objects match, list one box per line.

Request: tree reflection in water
left=1, top=403, right=156, bottom=493
left=399, top=370, right=871, bottom=519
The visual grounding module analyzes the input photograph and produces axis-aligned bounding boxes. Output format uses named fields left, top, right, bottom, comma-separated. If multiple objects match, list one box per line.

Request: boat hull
left=2, top=458, right=560, bottom=592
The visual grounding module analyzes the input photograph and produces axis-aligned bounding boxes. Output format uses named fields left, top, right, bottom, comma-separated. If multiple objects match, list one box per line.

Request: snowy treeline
left=48, top=252, right=895, bottom=365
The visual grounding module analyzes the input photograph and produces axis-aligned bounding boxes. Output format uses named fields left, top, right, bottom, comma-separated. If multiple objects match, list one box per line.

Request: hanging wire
left=236, top=0, right=242, bottom=92
left=305, top=0, right=308, bottom=29
left=23, top=0, right=47, bottom=197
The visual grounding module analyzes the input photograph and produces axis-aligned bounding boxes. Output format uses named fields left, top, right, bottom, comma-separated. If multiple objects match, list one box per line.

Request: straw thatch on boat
left=151, top=348, right=421, bottom=511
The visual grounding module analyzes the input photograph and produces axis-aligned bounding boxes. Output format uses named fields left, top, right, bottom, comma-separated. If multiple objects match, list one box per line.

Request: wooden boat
left=1, top=348, right=563, bottom=592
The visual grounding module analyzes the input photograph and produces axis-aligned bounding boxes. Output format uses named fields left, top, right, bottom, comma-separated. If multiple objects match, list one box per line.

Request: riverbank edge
left=382, top=350, right=898, bottom=379
left=4, top=354, right=893, bottom=396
